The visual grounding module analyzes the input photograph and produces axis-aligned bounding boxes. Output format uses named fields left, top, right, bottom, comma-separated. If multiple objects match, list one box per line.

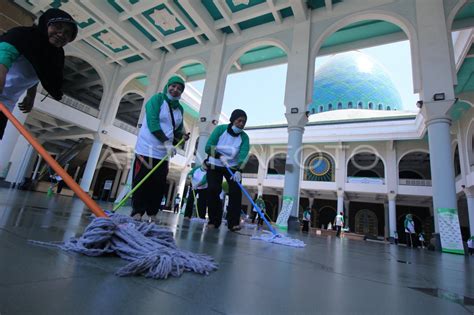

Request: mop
left=223, top=165, right=305, bottom=248
left=112, top=138, right=186, bottom=213
left=0, top=103, right=217, bottom=279
left=190, top=189, right=207, bottom=223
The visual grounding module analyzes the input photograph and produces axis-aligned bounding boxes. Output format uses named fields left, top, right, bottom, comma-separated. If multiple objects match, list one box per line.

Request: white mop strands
left=223, top=165, right=305, bottom=248
left=30, top=213, right=218, bottom=279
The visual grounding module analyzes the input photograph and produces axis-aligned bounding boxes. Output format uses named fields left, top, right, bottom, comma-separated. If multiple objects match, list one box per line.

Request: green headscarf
left=163, top=76, right=185, bottom=109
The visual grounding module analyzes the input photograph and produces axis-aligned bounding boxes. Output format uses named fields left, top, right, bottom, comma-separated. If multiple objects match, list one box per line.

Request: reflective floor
left=0, top=188, right=473, bottom=314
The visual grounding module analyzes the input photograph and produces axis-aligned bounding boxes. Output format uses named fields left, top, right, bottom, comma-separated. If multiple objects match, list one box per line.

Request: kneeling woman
left=132, top=76, right=188, bottom=222
left=205, top=109, right=249, bottom=231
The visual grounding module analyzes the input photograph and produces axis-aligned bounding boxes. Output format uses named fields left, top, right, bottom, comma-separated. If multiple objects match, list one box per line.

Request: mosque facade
left=1, top=0, right=474, bottom=247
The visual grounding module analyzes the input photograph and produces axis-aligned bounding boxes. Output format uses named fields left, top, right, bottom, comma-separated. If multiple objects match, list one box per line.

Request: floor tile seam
left=0, top=272, right=109, bottom=288
left=127, top=277, right=226, bottom=314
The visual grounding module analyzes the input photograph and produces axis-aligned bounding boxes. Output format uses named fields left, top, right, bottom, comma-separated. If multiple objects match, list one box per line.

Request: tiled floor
left=0, top=188, right=473, bottom=314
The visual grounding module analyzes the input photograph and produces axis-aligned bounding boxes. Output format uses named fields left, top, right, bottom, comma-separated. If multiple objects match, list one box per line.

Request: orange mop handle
left=0, top=102, right=107, bottom=218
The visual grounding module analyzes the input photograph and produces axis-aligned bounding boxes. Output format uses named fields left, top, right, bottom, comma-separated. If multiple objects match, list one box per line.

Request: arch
left=160, top=57, right=208, bottom=91
left=386, top=106, right=391, bottom=110
left=62, top=55, right=105, bottom=110
left=116, top=92, right=144, bottom=127
left=354, top=209, right=378, bottom=236
left=328, top=103, right=333, bottom=111
left=453, top=143, right=462, bottom=177
left=318, top=105, right=324, bottom=112
left=357, top=102, right=363, bottom=109
left=267, top=152, right=287, bottom=175
left=347, top=150, right=386, bottom=179
left=242, top=154, right=260, bottom=174
left=397, top=149, right=430, bottom=165
left=466, top=118, right=474, bottom=166
left=447, top=0, right=470, bottom=31
left=368, top=102, right=374, bottom=109
left=348, top=102, right=353, bottom=109
left=398, top=151, right=431, bottom=180
left=303, top=152, right=335, bottom=182
left=318, top=206, right=337, bottom=229
left=65, top=51, right=109, bottom=102
left=310, top=11, right=421, bottom=99
left=378, top=104, right=383, bottom=110
left=337, top=102, right=343, bottom=110
left=223, top=38, right=290, bottom=77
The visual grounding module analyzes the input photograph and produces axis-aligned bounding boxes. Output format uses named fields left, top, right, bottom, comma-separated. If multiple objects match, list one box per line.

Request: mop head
left=251, top=230, right=306, bottom=248
left=190, top=217, right=208, bottom=223
left=31, top=213, right=218, bottom=279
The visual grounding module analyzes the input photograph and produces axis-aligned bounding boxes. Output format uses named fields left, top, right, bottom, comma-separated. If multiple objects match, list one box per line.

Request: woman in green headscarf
left=132, top=76, right=189, bottom=222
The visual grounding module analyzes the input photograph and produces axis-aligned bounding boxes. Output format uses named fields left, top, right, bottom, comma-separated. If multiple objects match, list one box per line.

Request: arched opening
left=348, top=102, right=353, bottom=109
left=318, top=206, right=336, bottom=229
left=222, top=43, right=288, bottom=126
left=62, top=56, right=104, bottom=113
left=358, top=102, right=363, bottom=109
left=467, top=121, right=474, bottom=167
left=378, top=104, right=383, bottom=110
left=267, top=153, right=286, bottom=175
left=368, top=102, right=373, bottom=109
left=116, top=92, right=144, bottom=128
left=347, top=152, right=385, bottom=182
left=398, top=152, right=431, bottom=180
left=355, top=209, right=378, bottom=236
left=319, top=105, right=324, bottom=112
left=454, top=144, right=461, bottom=177
left=304, top=152, right=335, bottom=182
left=242, top=154, right=259, bottom=177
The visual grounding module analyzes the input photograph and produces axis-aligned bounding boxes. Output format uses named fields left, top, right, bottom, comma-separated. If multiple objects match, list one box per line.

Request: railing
left=347, top=177, right=385, bottom=184
left=265, top=174, right=285, bottom=180
left=38, top=86, right=99, bottom=117
left=242, top=173, right=258, bottom=178
left=113, top=119, right=138, bottom=134
left=398, top=178, right=432, bottom=186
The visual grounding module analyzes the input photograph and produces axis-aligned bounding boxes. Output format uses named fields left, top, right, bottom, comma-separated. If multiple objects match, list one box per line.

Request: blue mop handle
left=223, top=165, right=278, bottom=235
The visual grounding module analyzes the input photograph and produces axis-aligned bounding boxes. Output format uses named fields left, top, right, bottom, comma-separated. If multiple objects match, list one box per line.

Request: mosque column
left=416, top=0, right=459, bottom=238
left=31, top=155, right=42, bottom=180
left=0, top=107, right=28, bottom=178
left=80, top=135, right=103, bottom=193
left=196, top=39, right=227, bottom=164
left=337, top=190, right=344, bottom=216
left=388, top=193, right=397, bottom=243
left=277, top=18, right=312, bottom=230
left=5, top=138, right=33, bottom=187
left=175, top=169, right=189, bottom=203
left=465, top=187, right=474, bottom=236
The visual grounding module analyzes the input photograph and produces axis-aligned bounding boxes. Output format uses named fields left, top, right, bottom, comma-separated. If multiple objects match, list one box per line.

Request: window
left=368, top=102, right=373, bottom=109
left=337, top=102, right=342, bottom=109
left=319, top=105, right=323, bottom=112
left=348, top=102, right=353, bottom=109
left=357, top=102, right=363, bottom=109
left=378, top=104, right=383, bottom=110
left=386, top=106, right=391, bottom=110
left=328, top=103, right=333, bottom=111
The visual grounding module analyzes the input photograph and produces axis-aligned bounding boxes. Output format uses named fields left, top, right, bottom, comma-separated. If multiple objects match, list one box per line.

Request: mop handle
left=0, top=102, right=107, bottom=218
left=113, top=138, right=186, bottom=211
left=223, top=165, right=278, bottom=235
left=192, top=188, right=201, bottom=218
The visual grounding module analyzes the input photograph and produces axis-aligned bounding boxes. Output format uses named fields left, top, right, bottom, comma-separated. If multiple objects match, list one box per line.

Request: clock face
left=305, top=155, right=333, bottom=181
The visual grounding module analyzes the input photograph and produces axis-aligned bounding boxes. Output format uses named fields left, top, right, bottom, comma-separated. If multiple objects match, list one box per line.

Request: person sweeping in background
left=132, top=76, right=189, bottom=222
left=0, top=8, right=78, bottom=139
left=206, top=109, right=249, bottom=231
left=184, top=159, right=209, bottom=219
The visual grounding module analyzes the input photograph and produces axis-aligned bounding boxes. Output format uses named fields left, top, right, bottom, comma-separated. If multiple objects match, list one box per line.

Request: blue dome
left=309, top=51, right=403, bottom=113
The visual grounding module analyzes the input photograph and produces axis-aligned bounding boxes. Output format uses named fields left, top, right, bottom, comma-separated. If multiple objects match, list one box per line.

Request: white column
left=416, top=0, right=458, bottom=234
left=388, top=193, right=397, bottom=241
left=337, top=191, right=344, bottom=215
left=384, top=202, right=389, bottom=240
left=0, top=107, right=28, bottom=177
left=176, top=169, right=188, bottom=200
left=110, top=169, right=122, bottom=199
left=31, top=155, right=42, bottom=180
left=465, top=187, right=474, bottom=236
left=278, top=19, right=311, bottom=230
left=73, top=166, right=81, bottom=182
left=196, top=39, right=227, bottom=164
left=5, top=136, right=32, bottom=185
left=80, top=136, right=103, bottom=192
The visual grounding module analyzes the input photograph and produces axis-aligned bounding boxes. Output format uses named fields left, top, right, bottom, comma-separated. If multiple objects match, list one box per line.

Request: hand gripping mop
left=112, top=137, right=186, bottom=212
left=223, top=165, right=305, bottom=248
left=0, top=103, right=217, bottom=279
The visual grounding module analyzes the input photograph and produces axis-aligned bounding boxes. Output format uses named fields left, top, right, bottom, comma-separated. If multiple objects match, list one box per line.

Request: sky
left=188, top=40, right=419, bottom=127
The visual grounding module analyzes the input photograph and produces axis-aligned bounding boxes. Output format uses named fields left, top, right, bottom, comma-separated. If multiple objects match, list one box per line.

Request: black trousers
left=131, top=154, right=168, bottom=217
left=56, top=180, right=65, bottom=194
left=302, top=220, right=309, bottom=232
left=207, top=166, right=241, bottom=229
left=0, top=112, right=7, bottom=140
left=336, top=225, right=342, bottom=237
left=184, top=188, right=207, bottom=218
